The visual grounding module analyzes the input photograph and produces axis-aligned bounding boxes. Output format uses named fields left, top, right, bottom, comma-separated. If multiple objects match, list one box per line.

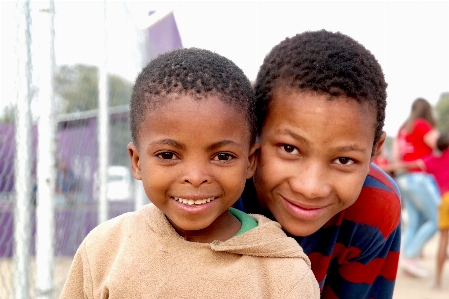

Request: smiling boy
left=60, top=48, right=319, bottom=298
left=238, top=30, right=402, bottom=298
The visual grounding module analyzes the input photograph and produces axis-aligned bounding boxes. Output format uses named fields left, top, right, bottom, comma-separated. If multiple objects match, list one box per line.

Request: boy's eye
left=282, top=145, right=299, bottom=154
left=333, top=157, right=354, bottom=165
left=213, top=153, right=234, bottom=161
left=157, top=152, right=177, bottom=160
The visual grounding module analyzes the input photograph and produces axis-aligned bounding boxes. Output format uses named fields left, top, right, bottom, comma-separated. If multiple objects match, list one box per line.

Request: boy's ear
left=371, top=131, right=387, bottom=162
left=246, top=143, right=260, bottom=179
left=128, top=142, right=142, bottom=180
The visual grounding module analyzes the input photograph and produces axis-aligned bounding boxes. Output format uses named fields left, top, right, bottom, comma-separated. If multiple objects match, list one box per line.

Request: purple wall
left=0, top=124, right=38, bottom=193
left=0, top=113, right=133, bottom=257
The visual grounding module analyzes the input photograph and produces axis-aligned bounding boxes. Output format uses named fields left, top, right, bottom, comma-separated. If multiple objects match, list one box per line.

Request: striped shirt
left=237, top=163, right=401, bottom=299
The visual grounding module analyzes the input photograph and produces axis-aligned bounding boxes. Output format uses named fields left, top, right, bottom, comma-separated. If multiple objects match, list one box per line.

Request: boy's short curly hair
left=254, top=29, right=388, bottom=153
left=130, top=48, right=256, bottom=146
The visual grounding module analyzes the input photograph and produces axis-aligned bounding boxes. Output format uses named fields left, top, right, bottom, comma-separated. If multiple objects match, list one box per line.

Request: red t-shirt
left=422, top=150, right=449, bottom=195
left=396, top=118, right=433, bottom=172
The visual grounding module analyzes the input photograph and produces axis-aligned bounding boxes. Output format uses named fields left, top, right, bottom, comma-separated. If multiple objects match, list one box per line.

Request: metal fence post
left=13, top=0, right=32, bottom=298
left=98, top=0, right=109, bottom=224
left=35, top=0, right=56, bottom=298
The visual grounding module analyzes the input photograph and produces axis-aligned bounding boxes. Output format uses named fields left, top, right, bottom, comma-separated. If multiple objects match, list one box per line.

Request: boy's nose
left=288, top=165, right=331, bottom=199
left=182, top=163, right=211, bottom=187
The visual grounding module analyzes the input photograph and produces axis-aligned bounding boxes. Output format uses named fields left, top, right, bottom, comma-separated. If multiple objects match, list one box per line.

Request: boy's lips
left=172, top=196, right=217, bottom=206
left=280, top=195, right=330, bottom=220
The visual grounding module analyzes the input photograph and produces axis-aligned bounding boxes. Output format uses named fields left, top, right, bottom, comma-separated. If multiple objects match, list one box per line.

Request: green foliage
left=54, top=64, right=132, bottom=113
left=0, top=104, right=16, bottom=123
left=435, top=92, right=449, bottom=133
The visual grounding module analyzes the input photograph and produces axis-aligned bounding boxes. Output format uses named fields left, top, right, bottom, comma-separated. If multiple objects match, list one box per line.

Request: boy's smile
left=128, top=95, right=257, bottom=242
left=254, top=89, right=383, bottom=237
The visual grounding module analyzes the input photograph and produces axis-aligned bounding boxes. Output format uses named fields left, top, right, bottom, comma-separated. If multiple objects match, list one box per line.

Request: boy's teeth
left=174, top=197, right=214, bottom=205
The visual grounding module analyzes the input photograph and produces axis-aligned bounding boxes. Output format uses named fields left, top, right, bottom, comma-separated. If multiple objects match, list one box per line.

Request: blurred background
left=0, top=1, right=448, bottom=298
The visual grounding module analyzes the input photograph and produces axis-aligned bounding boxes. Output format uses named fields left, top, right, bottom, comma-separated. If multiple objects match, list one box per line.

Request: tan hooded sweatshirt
left=60, top=204, right=319, bottom=299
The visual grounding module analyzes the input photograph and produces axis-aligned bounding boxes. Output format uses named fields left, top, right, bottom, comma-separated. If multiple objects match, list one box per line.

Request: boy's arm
left=321, top=165, right=402, bottom=299
left=60, top=243, right=91, bottom=298
left=389, top=159, right=425, bottom=172
left=322, top=223, right=401, bottom=299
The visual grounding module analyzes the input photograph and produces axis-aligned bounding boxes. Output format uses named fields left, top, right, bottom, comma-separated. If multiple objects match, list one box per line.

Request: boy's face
left=128, top=95, right=257, bottom=241
left=254, top=89, right=384, bottom=237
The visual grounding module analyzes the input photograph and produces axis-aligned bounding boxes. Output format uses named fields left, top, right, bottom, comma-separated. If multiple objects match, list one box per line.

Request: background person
left=55, top=159, right=78, bottom=207
left=392, top=133, right=449, bottom=289
left=393, top=98, right=440, bottom=278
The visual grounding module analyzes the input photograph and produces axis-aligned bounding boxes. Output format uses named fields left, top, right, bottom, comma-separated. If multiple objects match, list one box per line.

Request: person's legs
left=401, top=173, right=438, bottom=258
left=401, top=192, right=420, bottom=250
left=397, top=174, right=423, bottom=252
left=435, top=193, right=449, bottom=288
left=434, top=229, right=448, bottom=289
left=397, top=173, right=438, bottom=278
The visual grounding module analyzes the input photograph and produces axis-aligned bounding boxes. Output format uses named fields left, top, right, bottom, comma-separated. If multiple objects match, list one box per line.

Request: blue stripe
left=366, top=163, right=401, bottom=198
left=363, top=175, right=392, bottom=192
left=297, top=224, right=340, bottom=256
left=327, top=267, right=396, bottom=299
left=298, top=219, right=401, bottom=264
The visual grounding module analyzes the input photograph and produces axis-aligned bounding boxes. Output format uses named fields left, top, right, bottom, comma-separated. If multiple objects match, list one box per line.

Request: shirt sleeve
left=322, top=224, right=401, bottom=299
left=60, top=242, right=92, bottom=299
left=322, top=165, right=402, bottom=299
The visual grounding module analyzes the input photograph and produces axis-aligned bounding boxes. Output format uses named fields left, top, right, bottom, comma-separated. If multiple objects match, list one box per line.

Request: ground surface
left=393, top=233, right=449, bottom=299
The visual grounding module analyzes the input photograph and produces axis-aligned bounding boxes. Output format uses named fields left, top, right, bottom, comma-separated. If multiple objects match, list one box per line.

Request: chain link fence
left=0, top=1, right=182, bottom=298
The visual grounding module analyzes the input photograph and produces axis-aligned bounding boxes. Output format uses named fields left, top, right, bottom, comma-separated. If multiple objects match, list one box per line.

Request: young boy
left=393, top=133, right=449, bottom=289
left=60, top=48, right=319, bottom=298
left=237, top=30, right=402, bottom=298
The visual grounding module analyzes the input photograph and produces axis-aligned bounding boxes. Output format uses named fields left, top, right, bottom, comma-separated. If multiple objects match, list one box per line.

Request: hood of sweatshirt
left=144, top=204, right=308, bottom=263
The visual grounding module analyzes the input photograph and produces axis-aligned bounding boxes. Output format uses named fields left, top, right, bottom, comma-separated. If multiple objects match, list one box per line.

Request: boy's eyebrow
left=207, top=140, right=241, bottom=151
left=149, top=139, right=241, bottom=151
left=150, top=139, right=185, bottom=149
left=333, top=145, right=368, bottom=153
left=279, top=129, right=308, bottom=145
left=280, top=129, right=367, bottom=153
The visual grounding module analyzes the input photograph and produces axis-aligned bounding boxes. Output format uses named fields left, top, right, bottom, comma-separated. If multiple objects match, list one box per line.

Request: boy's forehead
left=140, top=93, right=248, bottom=126
left=269, top=88, right=378, bottom=135
left=136, top=93, right=252, bottom=142
left=272, top=87, right=376, bottom=116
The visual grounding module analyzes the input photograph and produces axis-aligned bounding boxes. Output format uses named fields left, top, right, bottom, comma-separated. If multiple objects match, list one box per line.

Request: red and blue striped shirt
left=237, top=163, right=401, bottom=299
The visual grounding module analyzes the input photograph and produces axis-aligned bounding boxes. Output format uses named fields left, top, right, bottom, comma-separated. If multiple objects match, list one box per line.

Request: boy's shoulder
left=343, top=163, right=401, bottom=236
left=217, top=212, right=308, bottom=259
left=82, top=204, right=154, bottom=251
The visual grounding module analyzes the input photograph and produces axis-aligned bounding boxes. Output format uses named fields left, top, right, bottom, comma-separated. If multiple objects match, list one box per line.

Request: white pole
left=13, top=0, right=32, bottom=298
left=98, top=0, right=109, bottom=224
left=35, top=1, right=56, bottom=298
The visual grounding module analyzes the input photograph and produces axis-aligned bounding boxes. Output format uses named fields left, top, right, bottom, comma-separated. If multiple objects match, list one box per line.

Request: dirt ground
left=393, top=233, right=449, bottom=299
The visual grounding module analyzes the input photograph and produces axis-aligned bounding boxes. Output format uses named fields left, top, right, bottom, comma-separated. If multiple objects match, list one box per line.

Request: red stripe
left=308, top=252, right=331, bottom=282
left=321, top=285, right=339, bottom=299
left=345, top=188, right=401, bottom=238
left=332, top=243, right=399, bottom=283
left=379, top=250, right=400, bottom=280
